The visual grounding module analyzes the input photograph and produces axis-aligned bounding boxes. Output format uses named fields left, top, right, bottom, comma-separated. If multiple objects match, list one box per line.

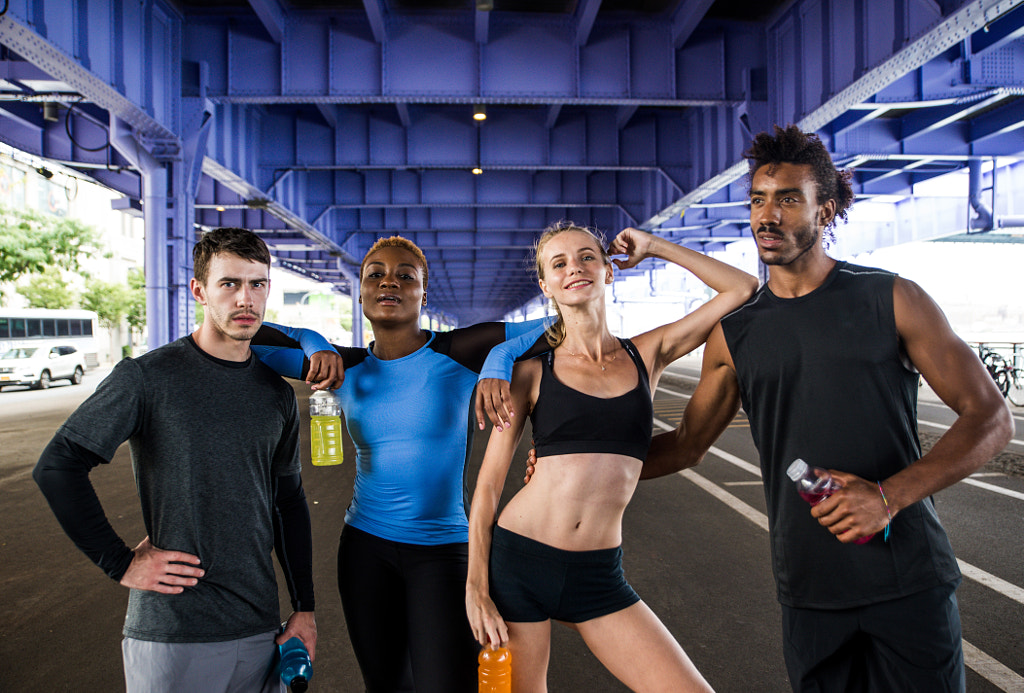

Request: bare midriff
left=496, top=452, right=642, bottom=551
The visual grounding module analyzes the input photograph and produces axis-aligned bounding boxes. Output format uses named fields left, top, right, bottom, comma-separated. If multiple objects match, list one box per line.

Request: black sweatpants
left=337, top=525, right=478, bottom=693
left=781, top=579, right=964, bottom=693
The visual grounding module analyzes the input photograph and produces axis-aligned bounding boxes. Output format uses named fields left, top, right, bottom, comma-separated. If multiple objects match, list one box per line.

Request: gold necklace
left=562, top=345, right=619, bottom=371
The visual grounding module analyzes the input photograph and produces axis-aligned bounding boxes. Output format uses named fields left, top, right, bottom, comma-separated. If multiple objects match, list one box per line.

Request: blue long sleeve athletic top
left=251, top=319, right=549, bottom=545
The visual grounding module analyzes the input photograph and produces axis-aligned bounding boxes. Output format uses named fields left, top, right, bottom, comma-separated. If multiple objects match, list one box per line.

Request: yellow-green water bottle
left=309, top=390, right=343, bottom=466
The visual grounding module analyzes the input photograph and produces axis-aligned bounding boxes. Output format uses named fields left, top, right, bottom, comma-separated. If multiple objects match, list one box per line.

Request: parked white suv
left=0, top=343, right=87, bottom=390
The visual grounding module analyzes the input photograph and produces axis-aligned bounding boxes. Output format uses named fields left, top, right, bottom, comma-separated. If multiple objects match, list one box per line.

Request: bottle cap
left=291, top=676, right=308, bottom=693
left=786, top=458, right=808, bottom=481
left=309, top=389, right=340, bottom=416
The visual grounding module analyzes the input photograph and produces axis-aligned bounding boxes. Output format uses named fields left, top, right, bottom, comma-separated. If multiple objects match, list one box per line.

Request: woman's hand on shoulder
left=476, top=378, right=514, bottom=431
left=307, top=349, right=345, bottom=390
left=476, top=358, right=540, bottom=433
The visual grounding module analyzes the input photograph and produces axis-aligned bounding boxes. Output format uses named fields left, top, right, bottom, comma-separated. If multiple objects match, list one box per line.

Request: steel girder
left=662, top=0, right=1024, bottom=234
left=0, top=1, right=197, bottom=347
left=0, top=0, right=1022, bottom=330
left=183, top=9, right=764, bottom=321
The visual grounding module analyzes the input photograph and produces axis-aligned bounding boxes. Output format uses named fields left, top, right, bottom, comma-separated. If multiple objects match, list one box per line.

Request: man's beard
left=759, top=223, right=819, bottom=266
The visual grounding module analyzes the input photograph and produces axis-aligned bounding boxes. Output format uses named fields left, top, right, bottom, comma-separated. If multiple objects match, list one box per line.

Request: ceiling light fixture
left=37, top=166, right=53, bottom=179
left=473, top=104, right=487, bottom=121
left=472, top=166, right=483, bottom=175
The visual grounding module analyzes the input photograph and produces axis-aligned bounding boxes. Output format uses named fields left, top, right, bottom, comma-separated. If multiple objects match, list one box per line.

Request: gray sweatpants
left=122, top=630, right=285, bottom=693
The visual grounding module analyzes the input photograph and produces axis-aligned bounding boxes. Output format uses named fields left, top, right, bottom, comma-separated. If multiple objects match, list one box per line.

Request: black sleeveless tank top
left=530, top=338, right=652, bottom=461
left=721, top=261, right=959, bottom=609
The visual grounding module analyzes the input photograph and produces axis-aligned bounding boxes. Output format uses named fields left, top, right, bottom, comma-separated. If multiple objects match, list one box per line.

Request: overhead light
left=216, top=206, right=226, bottom=212
left=472, top=166, right=483, bottom=175
left=473, top=104, right=487, bottom=121
left=37, top=166, right=53, bottom=179
left=476, top=0, right=494, bottom=10
left=43, top=102, right=59, bottom=122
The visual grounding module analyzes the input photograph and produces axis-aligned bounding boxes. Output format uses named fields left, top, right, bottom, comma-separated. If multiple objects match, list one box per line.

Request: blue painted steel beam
left=248, top=0, right=286, bottom=44
left=2, top=0, right=1024, bottom=327
left=475, top=8, right=490, bottom=44
left=972, top=2, right=1024, bottom=53
left=575, top=0, right=601, bottom=46
left=644, top=0, right=1024, bottom=230
left=184, top=12, right=751, bottom=106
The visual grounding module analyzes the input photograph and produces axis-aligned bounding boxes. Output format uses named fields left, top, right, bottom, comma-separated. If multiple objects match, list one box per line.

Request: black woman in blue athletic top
left=249, top=236, right=552, bottom=693
left=465, top=222, right=758, bottom=691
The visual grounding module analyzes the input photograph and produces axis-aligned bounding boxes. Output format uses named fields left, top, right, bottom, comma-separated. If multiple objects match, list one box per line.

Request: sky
left=853, top=240, right=1024, bottom=343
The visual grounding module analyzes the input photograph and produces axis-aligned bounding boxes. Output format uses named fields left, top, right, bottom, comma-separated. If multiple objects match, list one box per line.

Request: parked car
left=0, top=343, right=87, bottom=390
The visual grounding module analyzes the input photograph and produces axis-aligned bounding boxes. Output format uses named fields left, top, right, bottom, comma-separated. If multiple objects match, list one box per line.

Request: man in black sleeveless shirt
left=643, top=126, right=1013, bottom=692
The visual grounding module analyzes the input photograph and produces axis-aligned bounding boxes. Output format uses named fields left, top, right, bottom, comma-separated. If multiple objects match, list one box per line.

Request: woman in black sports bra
left=466, top=222, right=758, bottom=691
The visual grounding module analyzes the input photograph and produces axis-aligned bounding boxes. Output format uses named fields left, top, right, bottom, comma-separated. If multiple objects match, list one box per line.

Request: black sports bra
left=530, top=338, right=653, bottom=462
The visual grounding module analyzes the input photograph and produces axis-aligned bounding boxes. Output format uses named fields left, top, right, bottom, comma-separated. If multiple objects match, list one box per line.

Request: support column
left=351, top=294, right=365, bottom=347
left=111, top=116, right=171, bottom=350
left=167, top=159, right=194, bottom=342
left=179, top=95, right=215, bottom=338
left=109, top=116, right=197, bottom=349
left=338, top=262, right=363, bottom=347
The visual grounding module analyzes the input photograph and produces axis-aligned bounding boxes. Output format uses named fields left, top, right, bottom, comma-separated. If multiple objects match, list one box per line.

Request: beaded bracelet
left=877, top=481, right=892, bottom=542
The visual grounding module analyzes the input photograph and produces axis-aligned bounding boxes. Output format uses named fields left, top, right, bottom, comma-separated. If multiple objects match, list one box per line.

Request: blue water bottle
left=278, top=636, right=312, bottom=692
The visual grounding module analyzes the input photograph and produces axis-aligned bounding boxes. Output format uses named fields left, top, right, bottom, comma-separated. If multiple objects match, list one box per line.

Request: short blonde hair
left=360, top=235, right=429, bottom=290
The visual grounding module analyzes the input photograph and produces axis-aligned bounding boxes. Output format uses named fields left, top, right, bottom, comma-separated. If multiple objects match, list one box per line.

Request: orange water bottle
left=309, top=390, right=343, bottom=466
left=478, top=645, right=511, bottom=693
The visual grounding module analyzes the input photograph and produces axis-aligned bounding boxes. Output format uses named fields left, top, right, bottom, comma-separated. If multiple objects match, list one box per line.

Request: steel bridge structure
left=0, top=0, right=1022, bottom=346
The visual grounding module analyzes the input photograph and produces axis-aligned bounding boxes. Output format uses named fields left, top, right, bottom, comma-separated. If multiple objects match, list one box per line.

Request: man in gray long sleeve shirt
left=34, top=227, right=316, bottom=693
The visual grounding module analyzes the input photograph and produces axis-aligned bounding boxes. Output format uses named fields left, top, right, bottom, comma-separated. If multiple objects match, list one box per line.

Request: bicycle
left=977, top=345, right=1024, bottom=407
left=1003, top=364, right=1024, bottom=407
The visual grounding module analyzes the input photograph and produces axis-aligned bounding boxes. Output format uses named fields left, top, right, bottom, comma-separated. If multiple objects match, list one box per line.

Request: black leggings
left=337, top=525, right=478, bottom=693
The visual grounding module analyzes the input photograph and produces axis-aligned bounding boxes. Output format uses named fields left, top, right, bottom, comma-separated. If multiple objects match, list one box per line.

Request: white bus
left=0, top=308, right=100, bottom=367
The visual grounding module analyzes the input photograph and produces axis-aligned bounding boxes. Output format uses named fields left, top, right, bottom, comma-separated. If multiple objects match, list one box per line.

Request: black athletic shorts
left=488, top=525, right=640, bottom=623
left=781, top=579, right=965, bottom=692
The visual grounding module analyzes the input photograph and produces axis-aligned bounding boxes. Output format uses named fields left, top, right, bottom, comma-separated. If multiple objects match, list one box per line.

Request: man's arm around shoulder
left=642, top=323, right=742, bottom=480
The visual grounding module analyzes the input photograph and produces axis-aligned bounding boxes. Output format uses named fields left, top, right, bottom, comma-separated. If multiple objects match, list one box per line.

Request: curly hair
left=743, top=124, right=854, bottom=242
left=533, top=220, right=612, bottom=348
left=193, top=227, right=271, bottom=284
left=361, top=235, right=429, bottom=290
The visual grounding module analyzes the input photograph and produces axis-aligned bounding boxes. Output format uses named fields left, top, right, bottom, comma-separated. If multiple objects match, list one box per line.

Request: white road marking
left=654, top=405, right=1024, bottom=691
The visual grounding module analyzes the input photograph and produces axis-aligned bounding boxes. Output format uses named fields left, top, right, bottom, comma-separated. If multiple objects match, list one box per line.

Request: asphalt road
left=1, top=361, right=1022, bottom=692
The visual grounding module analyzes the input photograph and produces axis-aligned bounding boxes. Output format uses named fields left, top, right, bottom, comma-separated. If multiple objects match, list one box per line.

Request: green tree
left=125, top=267, right=146, bottom=344
left=16, top=267, right=74, bottom=308
left=81, top=279, right=131, bottom=329
left=339, top=303, right=353, bottom=332
left=0, top=205, right=99, bottom=301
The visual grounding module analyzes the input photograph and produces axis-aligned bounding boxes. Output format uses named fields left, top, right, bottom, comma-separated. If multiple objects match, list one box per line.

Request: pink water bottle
left=786, top=459, right=874, bottom=544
